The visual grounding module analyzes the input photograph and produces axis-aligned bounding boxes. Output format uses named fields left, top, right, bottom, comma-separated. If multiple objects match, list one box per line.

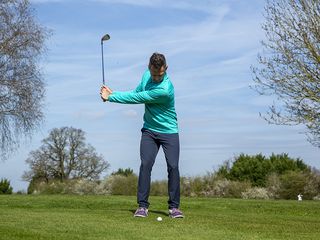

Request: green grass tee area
left=0, top=195, right=320, bottom=240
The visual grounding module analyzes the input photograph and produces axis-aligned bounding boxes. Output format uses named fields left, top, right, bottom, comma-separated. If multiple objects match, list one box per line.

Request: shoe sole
left=134, top=214, right=148, bottom=217
left=169, top=215, right=184, bottom=218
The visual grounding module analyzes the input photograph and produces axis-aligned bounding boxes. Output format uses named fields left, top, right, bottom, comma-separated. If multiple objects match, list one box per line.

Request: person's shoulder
left=142, top=69, right=151, bottom=79
left=164, top=74, right=174, bottom=87
left=160, top=75, right=174, bottom=95
left=139, top=69, right=150, bottom=84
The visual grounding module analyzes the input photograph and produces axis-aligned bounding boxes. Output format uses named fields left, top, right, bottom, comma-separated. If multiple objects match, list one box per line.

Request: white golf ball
left=157, top=217, right=162, bottom=222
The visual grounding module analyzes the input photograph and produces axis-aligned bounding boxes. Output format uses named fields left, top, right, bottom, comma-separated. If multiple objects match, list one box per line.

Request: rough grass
left=0, top=195, right=320, bottom=240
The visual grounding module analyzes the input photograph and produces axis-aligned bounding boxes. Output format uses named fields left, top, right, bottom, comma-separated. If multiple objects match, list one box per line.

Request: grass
left=0, top=195, right=320, bottom=240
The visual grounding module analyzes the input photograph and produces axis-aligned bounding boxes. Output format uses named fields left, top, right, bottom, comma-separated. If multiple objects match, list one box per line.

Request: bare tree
left=252, top=0, right=320, bottom=147
left=23, top=127, right=110, bottom=182
left=0, top=0, right=49, bottom=160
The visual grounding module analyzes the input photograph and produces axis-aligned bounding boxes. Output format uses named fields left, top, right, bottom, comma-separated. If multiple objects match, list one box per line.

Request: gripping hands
left=100, top=85, right=113, bottom=102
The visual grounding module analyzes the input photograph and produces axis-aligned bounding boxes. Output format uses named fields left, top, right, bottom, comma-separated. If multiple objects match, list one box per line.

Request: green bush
left=152, top=174, right=221, bottom=198
left=93, top=179, right=111, bottom=195
left=34, top=180, right=66, bottom=194
left=150, top=180, right=167, bottom=196
left=242, top=187, right=271, bottom=200
left=16, top=190, right=27, bottom=195
left=27, top=177, right=49, bottom=194
left=314, top=195, right=320, bottom=200
left=217, top=153, right=311, bottom=187
left=304, top=170, right=320, bottom=198
left=278, top=171, right=308, bottom=199
left=28, top=178, right=110, bottom=195
left=211, top=179, right=251, bottom=198
left=111, top=168, right=135, bottom=177
left=107, top=174, right=138, bottom=195
left=181, top=176, right=207, bottom=197
left=180, top=173, right=221, bottom=197
left=180, top=174, right=252, bottom=198
left=24, top=159, right=319, bottom=200
left=266, top=173, right=281, bottom=199
left=68, top=179, right=101, bottom=195
left=229, top=154, right=270, bottom=187
left=27, top=178, right=61, bottom=194
left=269, top=153, right=309, bottom=174
left=277, top=170, right=320, bottom=200
left=0, top=178, right=13, bottom=194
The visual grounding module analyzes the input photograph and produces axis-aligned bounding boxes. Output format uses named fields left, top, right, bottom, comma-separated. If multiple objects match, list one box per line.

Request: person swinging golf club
left=100, top=52, right=184, bottom=218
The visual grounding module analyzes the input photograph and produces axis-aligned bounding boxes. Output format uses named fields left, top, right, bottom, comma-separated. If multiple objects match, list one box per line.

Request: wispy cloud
left=73, top=110, right=106, bottom=121
left=91, top=0, right=230, bottom=14
left=30, top=0, right=65, bottom=3
left=122, top=109, right=138, bottom=118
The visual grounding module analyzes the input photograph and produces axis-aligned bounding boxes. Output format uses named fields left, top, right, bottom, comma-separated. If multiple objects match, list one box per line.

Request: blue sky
left=1, top=0, right=319, bottom=191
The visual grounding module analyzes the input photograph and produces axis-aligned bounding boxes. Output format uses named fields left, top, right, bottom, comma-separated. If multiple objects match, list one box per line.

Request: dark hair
left=149, top=52, right=166, bottom=69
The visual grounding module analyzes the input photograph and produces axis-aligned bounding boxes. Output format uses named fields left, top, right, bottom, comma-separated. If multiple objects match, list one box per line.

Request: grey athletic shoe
left=169, top=208, right=184, bottom=218
left=134, top=207, right=148, bottom=217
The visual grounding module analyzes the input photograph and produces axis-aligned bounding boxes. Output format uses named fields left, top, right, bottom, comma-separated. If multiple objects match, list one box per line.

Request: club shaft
left=101, top=41, right=105, bottom=85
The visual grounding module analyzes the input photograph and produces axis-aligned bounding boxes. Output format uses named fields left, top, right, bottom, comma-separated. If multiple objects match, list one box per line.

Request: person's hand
left=100, top=85, right=113, bottom=102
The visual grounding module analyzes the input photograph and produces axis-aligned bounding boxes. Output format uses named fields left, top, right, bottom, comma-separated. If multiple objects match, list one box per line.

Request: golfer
left=100, top=53, right=184, bottom=218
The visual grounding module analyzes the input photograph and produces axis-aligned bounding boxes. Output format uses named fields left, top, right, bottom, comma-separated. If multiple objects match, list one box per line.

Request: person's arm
left=132, top=80, right=143, bottom=93
left=100, top=70, right=151, bottom=103
left=108, top=87, right=169, bottom=104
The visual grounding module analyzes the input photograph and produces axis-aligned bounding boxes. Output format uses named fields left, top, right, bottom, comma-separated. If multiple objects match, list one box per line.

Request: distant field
left=0, top=195, right=320, bottom=240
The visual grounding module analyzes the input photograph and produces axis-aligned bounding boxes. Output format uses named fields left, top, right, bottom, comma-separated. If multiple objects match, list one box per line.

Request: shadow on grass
left=129, top=209, right=168, bottom=217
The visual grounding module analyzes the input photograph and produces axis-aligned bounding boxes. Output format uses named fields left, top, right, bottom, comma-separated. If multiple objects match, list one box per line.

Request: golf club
left=101, top=34, right=110, bottom=86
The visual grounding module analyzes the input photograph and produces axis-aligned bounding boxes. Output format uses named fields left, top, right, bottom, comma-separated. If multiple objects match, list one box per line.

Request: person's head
left=148, top=52, right=168, bottom=83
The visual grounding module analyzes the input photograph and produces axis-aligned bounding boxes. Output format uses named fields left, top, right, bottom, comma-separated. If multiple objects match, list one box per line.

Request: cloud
left=122, top=109, right=138, bottom=118
left=31, top=0, right=231, bottom=16
left=30, top=0, right=65, bottom=3
left=73, top=110, right=106, bottom=121
left=91, top=0, right=230, bottom=14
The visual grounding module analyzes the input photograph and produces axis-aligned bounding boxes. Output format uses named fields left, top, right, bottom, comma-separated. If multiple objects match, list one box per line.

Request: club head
left=101, top=34, right=110, bottom=42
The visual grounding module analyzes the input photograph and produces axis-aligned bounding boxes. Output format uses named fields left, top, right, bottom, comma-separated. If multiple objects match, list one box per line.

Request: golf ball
left=157, top=217, right=162, bottom=222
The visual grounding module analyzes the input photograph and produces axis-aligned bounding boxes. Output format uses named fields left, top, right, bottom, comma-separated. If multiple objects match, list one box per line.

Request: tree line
left=1, top=126, right=319, bottom=200
left=22, top=153, right=320, bottom=200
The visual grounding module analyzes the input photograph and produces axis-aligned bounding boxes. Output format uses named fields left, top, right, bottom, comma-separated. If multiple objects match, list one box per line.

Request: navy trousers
left=137, top=128, right=180, bottom=209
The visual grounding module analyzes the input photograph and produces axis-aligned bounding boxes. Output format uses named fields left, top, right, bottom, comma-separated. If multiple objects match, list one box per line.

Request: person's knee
left=140, top=161, right=154, bottom=171
left=167, top=163, right=179, bottom=172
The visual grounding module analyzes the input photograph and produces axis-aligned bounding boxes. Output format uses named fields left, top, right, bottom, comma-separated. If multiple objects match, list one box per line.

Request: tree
left=278, top=171, right=308, bottom=199
left=23, top=127, right=110, bottom=183
left=269, top=153, right=308, bottom=174
left=0, top=0, right=49, bottom=161
left=0, top=178, right=13, bottom=194
left=111, top=168, right=135, bottom=177
left=252, top=0, right=320, bottom=147
left=217, top=153, right=310, bottom=187
left=228, top=154, right=271, bottom=187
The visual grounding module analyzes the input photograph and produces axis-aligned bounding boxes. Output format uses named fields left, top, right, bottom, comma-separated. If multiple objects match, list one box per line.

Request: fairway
left=0, top=195, right=320, bottom=240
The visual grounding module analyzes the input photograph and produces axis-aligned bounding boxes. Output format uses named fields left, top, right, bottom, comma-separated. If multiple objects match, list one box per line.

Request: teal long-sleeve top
left=108, top=70, right=178, bottom=134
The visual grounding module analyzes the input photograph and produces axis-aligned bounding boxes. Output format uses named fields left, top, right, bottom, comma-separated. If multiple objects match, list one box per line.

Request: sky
left=1, top=0, right=319, bottom=192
